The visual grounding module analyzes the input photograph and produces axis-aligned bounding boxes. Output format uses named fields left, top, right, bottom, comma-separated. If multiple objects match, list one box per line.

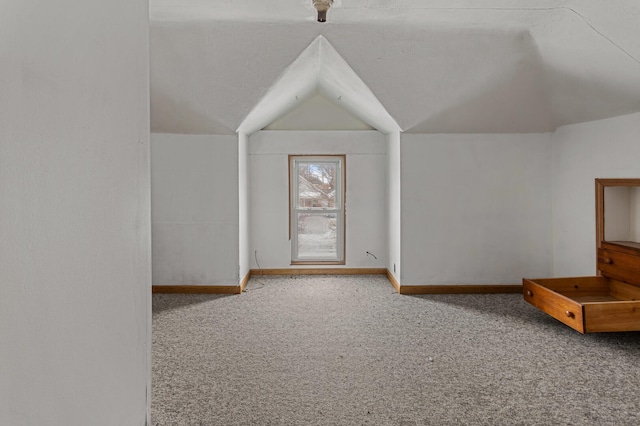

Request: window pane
left=297, top=212, right=337, bottom=258
left=297, top=162, right=337, bottom=209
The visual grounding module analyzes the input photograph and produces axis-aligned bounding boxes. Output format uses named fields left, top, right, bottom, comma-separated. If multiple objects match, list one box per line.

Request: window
left=290, top=155, right=345, bottom=264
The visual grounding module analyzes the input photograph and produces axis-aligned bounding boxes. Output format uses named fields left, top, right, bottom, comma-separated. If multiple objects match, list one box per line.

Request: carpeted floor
left=152, top=275, right=640, bottom=425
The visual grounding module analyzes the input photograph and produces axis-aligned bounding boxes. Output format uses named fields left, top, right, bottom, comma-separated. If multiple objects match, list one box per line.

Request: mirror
left=597, top=179, right=640, bottom=250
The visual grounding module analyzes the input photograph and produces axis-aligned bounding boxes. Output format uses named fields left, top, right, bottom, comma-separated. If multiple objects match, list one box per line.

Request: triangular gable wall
left=238, top=35, right=399, bottom=135
left=264, top=91, right=374, bottom=130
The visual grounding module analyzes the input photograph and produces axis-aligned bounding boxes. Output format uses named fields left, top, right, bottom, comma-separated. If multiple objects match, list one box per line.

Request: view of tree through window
left=297, top=162, right=336, bottom=208
left=291, top=156, right=344, bottom=263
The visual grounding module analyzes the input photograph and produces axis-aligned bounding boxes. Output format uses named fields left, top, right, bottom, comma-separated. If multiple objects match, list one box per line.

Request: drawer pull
left=602, top=258, right=613, bottom=264
left=565, top=310, right=575, bottom=319
left=526, top=290, right=533, bottom=297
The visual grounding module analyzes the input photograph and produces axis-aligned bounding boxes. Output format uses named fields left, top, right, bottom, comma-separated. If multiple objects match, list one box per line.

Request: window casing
left=290, top=155, right=345, bottom=264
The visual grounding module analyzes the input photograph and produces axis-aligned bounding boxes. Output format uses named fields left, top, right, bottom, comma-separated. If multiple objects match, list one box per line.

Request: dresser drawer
left=523, top=276, right=640, bottom=333
left=523, top=278, right=588, bottom=333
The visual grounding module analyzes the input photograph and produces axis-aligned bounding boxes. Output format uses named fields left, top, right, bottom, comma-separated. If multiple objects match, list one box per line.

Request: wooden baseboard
left=240, top=272, right=251, bottom=292
left=386, top=269, right=401, bottom=292
left=152, top=276, right=522, bottom=296
left=250, top=268, right=387, bottom=276
left=398, top=284, right=523, bottom=295
left=152, top=285, right=242, bottom=295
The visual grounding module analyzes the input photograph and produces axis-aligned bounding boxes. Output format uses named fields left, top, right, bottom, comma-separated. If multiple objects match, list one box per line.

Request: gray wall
left=552, top=112, right=640, bottom=276
left=0, top=1, right=150, bottom=424
left=151, top=133, right=239, bottom=286
left=387, top=131, right=402, bottom=283
left=400, top=133, right=553, bottom=285
left=150, top=115, right=640, bottom=287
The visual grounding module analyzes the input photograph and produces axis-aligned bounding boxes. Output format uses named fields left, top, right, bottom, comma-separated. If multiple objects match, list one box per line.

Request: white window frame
left=290, top=155, right=345, bottom=264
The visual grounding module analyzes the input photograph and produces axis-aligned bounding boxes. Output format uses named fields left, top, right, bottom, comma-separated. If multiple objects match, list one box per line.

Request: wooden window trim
left=289, top=155, right=346, bottom=265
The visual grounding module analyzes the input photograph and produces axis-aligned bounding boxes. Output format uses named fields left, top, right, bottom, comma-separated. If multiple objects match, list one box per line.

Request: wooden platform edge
left=398, top=284, right=523, bottom=295
left=250, top=268, right=387, bottom=276
left=152, top=285, right=242, bottom=295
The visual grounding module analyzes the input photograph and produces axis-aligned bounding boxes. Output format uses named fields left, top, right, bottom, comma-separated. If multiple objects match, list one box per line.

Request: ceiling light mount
left=313, top=0, right=333, bottom=23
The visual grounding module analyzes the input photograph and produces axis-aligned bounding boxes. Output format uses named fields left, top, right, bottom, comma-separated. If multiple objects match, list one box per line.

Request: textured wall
left=265, top=93, right=374, bottom=131
left=151, top=133, right=239, bottom=286
left=387, top=132, right=402, bottom=283
left=400, top=133, right=553, bottom=285
left=552, top=113, right=640, bottom=276
left=239, top=131, right=250, bottom=281
left=0, top=0, right=150, bottom=424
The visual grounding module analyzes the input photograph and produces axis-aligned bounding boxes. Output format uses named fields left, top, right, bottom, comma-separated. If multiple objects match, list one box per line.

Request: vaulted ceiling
left=150, top=0, right=640, bottom=134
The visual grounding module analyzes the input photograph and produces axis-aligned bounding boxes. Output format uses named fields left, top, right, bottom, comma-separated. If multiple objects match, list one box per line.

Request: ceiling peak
left=238, top=35, right=400, bottom=135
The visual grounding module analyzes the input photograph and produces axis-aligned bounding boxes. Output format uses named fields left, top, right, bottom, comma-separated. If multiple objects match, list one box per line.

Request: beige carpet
left=152, top=275, right=640, bottom=425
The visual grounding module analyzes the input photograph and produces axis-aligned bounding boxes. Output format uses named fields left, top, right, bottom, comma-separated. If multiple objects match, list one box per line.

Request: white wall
left=249, top=131, right=387, bottom=269
left=552, top=112, right=640, bottom=276
left=265, top=93, right=375, bottom=131
left=238, top=131, right=250, bottom=281
left=387, top=132, right=402, bottom=283
left=401, top=133, right=553, bottom=285
left=151, top=133, right=239, bottom=286
left=0, top=1, right=150, bottom=424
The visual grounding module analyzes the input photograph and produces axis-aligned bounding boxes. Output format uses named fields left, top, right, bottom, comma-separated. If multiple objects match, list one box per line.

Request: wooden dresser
left=523, top=179, right=640, bottom=333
